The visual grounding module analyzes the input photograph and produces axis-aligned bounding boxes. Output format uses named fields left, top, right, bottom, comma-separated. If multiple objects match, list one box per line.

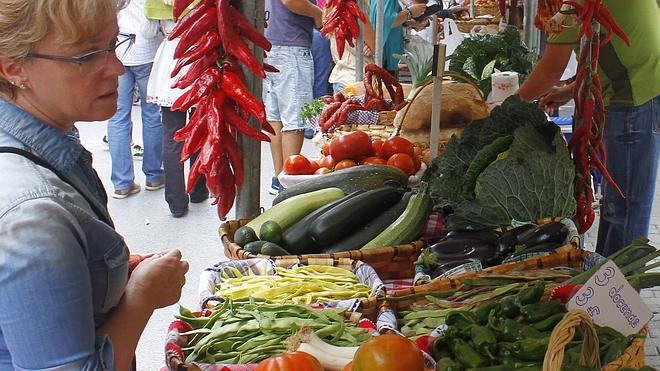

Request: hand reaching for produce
left=539, top=83, right=574, bottom=112
left=407, top=3, right=428, bottom=18
left=125, top=249, right=189, bottom=310
left=127, top=253, right=154, bottom=274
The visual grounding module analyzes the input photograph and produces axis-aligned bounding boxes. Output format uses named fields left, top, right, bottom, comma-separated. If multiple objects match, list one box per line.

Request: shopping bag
left=443, top=18, right=464, bottom=68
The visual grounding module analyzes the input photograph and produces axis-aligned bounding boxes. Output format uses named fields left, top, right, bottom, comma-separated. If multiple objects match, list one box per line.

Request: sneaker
left=131, top=144, right=143, bottom=159
left=145, top=179, right=165, bottom=191
left=268, top=176, right=282, bottom=195
left=102, top=135, right=109, bottom=148
left=113, top=181, right=141, bottom=199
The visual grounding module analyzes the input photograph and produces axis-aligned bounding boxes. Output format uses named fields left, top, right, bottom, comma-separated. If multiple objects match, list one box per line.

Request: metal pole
left=431, top=15, right=438, bottom=44
left=355, top=1, right=365, bottom=81
left=523, top=0, right=541, bottom=51
left=469, top=0, right=474, bottom=18
left=235, top=0, right=264, bottom=220
left=374, top=0, right=384, bottom=67
left=429, top=43, right=446, bottom=160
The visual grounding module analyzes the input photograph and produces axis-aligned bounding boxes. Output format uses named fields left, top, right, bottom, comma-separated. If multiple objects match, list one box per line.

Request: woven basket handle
left=543, top=309, right=602, bottom=370
left=392, top=72, right=485, bottom=137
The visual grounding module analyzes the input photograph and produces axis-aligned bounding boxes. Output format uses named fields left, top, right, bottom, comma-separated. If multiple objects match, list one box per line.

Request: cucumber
left=322, top=191, right=413, bottom=253
left=246, top=187, right=345, bottom=235
left=309, top=186, right=404, bottom=246
left=281, top=191, right=364, bottom=254
left=259, top=220, right=283, bottom=243
left=233, top=226, right=258, bottom=247
left=260, top=242, right=291, bottom=256
left=362, top=182, right=432, bottom=249
left=272, top=165, right=408, bottom=206
left=243, top=240, right=269, bottom=254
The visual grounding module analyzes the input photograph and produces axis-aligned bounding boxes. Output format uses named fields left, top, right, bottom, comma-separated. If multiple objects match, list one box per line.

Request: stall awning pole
left=429, top=43, right=447, bottom=161
left=374, top=0, right=384, bottom=67
left=235, top=0, right=264, bottom=220
left=355, top=1, right=365, bottom=81
left=524, top=0, right=541, bottom=52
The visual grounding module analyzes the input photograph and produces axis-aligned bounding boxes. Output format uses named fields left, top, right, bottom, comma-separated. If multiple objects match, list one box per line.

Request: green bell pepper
left=520, top=300, right=565, bottom=323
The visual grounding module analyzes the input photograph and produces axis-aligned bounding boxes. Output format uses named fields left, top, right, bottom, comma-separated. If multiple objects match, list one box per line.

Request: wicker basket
left=474, top=4, right=502, bottom=19
left=324, top=110, right=398, bottom=142
left=383, top=242, right=585, bottom=312
left=544, top=310, right=647, bottom=370
left=455, top=18, right=499, bottom=33
left=220, top=219, right=426, bottom=280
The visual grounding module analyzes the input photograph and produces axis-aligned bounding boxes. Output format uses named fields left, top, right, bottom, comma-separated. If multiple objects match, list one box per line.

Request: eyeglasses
left=26, top=33, right=136, bottom=74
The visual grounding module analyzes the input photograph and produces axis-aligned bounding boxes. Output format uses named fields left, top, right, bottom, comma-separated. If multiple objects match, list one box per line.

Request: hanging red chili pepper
left=321, top=0, right=367, bottom=59
left=536, top=0, right=629, bottom=233
left=170, top=0, right=274, bottom=221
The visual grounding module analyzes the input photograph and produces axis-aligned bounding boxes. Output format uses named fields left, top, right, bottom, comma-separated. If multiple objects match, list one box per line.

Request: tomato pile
left=283, top=132, right=423, bottom=176
left=169, top=0, right=275, bottom=220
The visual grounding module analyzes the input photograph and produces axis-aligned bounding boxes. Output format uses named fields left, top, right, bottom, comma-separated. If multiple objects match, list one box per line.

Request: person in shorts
left=263, top=0, right=322, bottom=194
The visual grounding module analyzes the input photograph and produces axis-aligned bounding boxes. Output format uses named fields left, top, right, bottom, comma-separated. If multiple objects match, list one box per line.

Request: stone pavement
left=583, top=177, right=660, bottom=368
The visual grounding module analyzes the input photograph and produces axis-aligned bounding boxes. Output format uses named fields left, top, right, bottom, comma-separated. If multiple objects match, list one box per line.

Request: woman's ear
left=0, top=56, right=27, bottom=88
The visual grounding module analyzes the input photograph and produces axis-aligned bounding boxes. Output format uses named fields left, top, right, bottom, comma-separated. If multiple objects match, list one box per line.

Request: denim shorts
left=263, top=45, right=314, bottom=132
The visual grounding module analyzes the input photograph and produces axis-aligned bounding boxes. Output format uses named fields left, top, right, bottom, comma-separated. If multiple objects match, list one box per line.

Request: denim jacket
left=0, top=99, right=128, bottom=370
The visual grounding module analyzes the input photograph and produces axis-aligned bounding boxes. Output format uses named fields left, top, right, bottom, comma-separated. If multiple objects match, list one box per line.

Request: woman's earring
left=12, top=81, right=27, bottom=90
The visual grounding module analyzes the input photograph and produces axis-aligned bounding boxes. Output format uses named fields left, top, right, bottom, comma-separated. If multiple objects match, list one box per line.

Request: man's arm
left=282, top=0, right=323, bottom=27
left=517, top=43, right=574, bottom=101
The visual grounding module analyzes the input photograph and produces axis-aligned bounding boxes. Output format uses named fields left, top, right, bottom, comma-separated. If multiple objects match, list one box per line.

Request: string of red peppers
left=536, top=0, right=630, bottom=233
left=169, top=0, right=276, bottom=220
left=320, top=0, right=367, bottom=59
left=318, top=64, right=407, bottom=133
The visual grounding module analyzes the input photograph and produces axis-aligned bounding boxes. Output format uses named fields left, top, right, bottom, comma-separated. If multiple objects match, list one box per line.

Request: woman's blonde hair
left=0, top=0, right=125, bottom=96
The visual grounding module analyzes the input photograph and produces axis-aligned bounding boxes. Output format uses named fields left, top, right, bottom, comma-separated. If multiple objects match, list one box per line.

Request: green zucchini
left=309, top=186, right=404, bottom=246
left=246, top=187, right=345, bottom=235
left=233, top=226, right=258, bottom=247
left=260, top=242, right=290, bottom=256
left=272, top=165, right=408, bottom=206
left=281, top=191, right=363, bottom=254
left=322, top=191, right=413, bottom=253
left=243, top=240, right=269, bottom=255
left=362, top=182, right=432, bottom=249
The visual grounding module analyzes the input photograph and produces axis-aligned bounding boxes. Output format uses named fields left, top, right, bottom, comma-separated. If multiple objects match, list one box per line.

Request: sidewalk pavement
left=583, top=178, right=660, bottom=368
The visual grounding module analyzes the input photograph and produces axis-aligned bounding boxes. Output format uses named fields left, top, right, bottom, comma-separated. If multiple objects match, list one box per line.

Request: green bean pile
left=176, top=298, right=370, bottom=364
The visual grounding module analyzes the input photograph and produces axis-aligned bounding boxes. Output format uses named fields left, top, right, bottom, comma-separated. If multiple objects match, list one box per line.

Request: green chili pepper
left=469, top=325, right=497, bottom=359
left=501, top=319, right=544, bottom=342
left=500, top=337, right=549, bottom=361
left=435, top=357, right=464, bottom=371
left=520, top=300, right=565, bottom=323
left=451, top=339, right=488, bottom=368
left=530, top=312, right=565, bottom=331
left=595, top=325, right=625, bottom=346
left=500, top=296, right=520, bottom=318
left=516, top=280, right=545, bottom=306
left=487, top=308, right=504, bottom=333
left=601, top=335, right=633, bottom=364
left=446, top=310, right=478, bottom=327
left=474, top=302, right=500, bottom=326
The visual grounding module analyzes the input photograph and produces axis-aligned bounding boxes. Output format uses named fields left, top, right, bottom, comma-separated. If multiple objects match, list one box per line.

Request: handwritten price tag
left=567, top=260, right=652, bottom=336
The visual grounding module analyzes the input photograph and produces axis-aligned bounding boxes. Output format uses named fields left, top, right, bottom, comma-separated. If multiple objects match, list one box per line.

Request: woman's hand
left=124, top=249, right=189, bottom=310
left=408, top=3, right=427, bottom=18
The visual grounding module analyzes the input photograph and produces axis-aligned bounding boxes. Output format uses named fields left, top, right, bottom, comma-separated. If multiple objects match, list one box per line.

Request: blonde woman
left=0, top=1, right=188, bottom=370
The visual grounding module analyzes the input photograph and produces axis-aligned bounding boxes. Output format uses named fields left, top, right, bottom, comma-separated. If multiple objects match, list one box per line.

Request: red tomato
left=322, top=141, right=331, bottom=156
left=382, top=137, right=415, bottom=158
left=342, top=362, right=353, bottom=371
left=308, top=161, right=320, bottom=173
left=283, top=155, right=314, bottom=175
left=352, top=334, right=425, bottom=371
left=315, top=167, right=332, bottom=175
left=372, top=140, right=386, bottom=159
left=317, top=155, right=336, bottom=170
left=330, top=131, right=373, bottom=161
left=255, top=351, right=323, bottom=371
left=412, top=153, right=422, bottom=172
left=360, top=156, right=388, bottom=165
left=387, top=153, right=416, bottom=176
left=334, top=159, right=357, bottom=171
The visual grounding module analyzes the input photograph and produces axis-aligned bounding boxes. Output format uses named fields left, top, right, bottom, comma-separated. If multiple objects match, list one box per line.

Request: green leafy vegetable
left=447, top=26, right=538, bottom=96
left=423, top=95, right=576, bottom=230
left=300, top=98, right=325, bottom=122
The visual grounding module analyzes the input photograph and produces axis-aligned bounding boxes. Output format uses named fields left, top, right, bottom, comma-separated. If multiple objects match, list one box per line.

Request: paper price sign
left=567, top=260, right=652, bottom=336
